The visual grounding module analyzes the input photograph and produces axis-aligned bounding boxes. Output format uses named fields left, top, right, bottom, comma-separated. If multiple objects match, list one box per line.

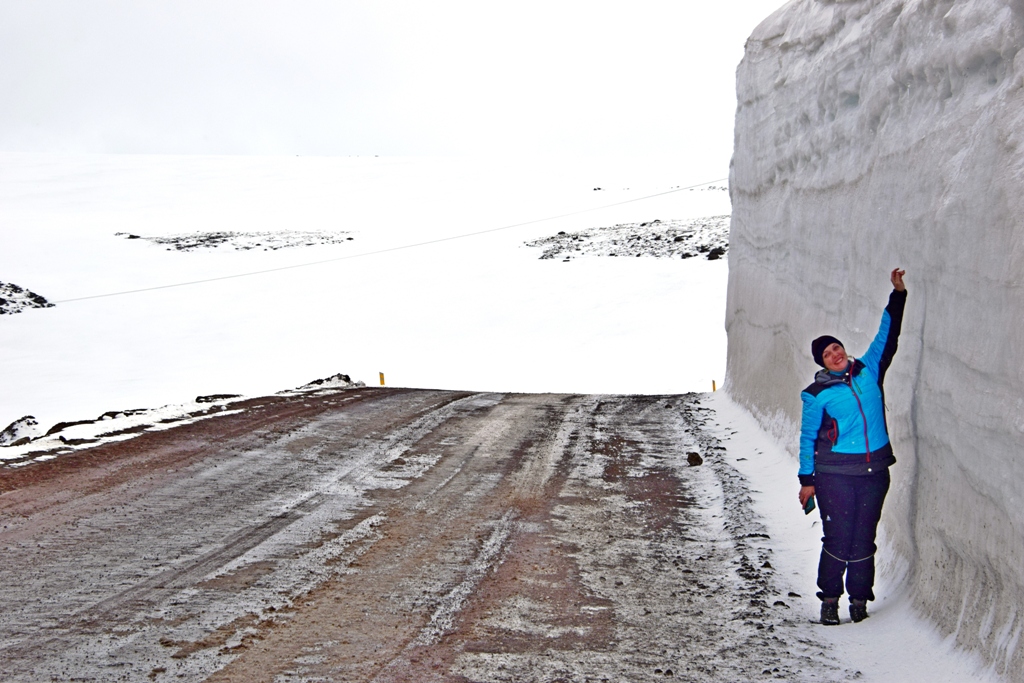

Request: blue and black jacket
left=799, top=289, right=907, bottom=485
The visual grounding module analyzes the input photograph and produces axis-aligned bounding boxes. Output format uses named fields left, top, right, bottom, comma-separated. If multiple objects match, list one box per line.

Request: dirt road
left=0, top=388, right=841, bottom=682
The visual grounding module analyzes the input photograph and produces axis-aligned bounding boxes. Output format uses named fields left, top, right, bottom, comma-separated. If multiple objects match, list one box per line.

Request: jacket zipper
left=847, top=372, right=871, bottom=462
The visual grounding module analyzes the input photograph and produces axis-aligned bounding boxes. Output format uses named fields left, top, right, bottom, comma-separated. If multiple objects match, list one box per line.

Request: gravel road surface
left=0, top=388, right=844, bottom=682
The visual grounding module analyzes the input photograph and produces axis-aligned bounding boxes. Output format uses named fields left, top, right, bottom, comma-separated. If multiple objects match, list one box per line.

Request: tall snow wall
left=728, top=0, right=1024, bottom=676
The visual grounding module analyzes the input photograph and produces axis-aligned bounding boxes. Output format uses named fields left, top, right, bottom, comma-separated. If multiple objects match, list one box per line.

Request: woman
left=798, top=268, right=907, bottom=625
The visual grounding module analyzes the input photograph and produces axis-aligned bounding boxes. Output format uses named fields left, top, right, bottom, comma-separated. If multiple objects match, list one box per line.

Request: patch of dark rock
left=295, top=372, right=364, bottom=391
left=686, top=451, right=703, bottom=466
left=58, top=436, right=99, bottom=446
left=118, top=230, right=353, bottom=252
left=0, top=281, right=55, bottom=315
left=99, top=409, right=148, bottom=420
left=45, top=419, right=97, bottom=436
left=525, top=215, right=728, bottom=260
left=96, top=425, right=151, bottom=437
left=196, top=394, right=242, bottom=403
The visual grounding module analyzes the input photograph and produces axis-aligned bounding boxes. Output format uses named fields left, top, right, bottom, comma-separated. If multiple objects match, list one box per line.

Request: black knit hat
left=811, top=335, right=844, bottom=367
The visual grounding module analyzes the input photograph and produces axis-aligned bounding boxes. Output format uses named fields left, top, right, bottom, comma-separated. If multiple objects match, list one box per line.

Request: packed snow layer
left=728, top=0, right=1024, bottom=678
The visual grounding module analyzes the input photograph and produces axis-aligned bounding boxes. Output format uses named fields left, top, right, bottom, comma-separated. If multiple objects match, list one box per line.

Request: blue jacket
left=799, top=289, right=907, bottom=484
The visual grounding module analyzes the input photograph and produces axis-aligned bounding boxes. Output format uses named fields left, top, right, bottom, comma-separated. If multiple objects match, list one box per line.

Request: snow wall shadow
left=727, top=0, right=1024, bottom=678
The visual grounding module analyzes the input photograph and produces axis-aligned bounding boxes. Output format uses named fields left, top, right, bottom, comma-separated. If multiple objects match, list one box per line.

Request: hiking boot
left=850, top=599, right=869, bottom=623
left=820, top=598, right=840, bottom=625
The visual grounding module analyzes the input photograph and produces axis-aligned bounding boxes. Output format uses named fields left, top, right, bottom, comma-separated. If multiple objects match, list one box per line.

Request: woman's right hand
left=799, top=485, right=815, bottom=507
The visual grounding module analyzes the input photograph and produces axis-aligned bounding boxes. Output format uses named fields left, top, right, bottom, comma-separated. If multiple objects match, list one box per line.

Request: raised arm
left=860, top=269, right=908, bottom=380
left=891, top=268, right=906, bottom=292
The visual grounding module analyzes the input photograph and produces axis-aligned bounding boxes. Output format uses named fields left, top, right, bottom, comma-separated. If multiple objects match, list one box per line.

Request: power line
left=52, top=177, right=728, bottom=304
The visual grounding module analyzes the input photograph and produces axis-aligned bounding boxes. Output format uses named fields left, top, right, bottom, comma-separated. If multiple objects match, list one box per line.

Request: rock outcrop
left=728, top=0, right=1024, bottom=677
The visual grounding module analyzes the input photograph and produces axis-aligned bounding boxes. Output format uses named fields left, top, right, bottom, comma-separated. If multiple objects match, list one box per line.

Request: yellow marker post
left=712, top=380, right=717, bottom=392
left=379, top=372, right=385, bottom=386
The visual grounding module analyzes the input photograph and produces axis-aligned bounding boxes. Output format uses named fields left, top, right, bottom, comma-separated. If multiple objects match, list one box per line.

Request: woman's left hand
left=891, top=268, right=906, bottom=292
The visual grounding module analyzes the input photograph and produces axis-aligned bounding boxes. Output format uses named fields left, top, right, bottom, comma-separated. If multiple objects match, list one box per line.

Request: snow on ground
left=0, top=153, right=729, bottom=436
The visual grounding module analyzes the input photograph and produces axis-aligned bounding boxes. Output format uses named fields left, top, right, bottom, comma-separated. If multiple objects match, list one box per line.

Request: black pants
left=815, top=468, right=890, bottom=601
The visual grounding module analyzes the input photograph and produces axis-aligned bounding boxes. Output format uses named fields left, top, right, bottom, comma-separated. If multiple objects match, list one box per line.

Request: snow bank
left=728, top=0, right=1024, bottom=678
left=0, top=374, right=363, bottom=467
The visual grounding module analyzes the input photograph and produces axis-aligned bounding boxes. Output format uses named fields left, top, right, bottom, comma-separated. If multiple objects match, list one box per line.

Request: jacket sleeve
left=859, top=288, right=907, bottom=384
left=799, top=390, right=820, bottom=485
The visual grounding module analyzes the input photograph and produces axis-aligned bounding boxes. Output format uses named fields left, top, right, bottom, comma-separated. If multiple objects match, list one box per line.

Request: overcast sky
left=0, top=1, right=785, bottom=168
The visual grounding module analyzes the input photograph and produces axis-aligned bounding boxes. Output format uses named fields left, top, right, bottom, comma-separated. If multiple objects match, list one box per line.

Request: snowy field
left=0, top=153, right=1004, bottom=681
left=0, top=153, right=729, bottom=435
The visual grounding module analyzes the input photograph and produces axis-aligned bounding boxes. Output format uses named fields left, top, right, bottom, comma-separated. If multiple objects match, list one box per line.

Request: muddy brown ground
left=0, top=388, right=843, bottom=682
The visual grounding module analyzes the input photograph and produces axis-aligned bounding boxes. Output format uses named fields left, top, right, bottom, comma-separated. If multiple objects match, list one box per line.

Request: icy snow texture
left=728, top=0, right=1024, bottom=678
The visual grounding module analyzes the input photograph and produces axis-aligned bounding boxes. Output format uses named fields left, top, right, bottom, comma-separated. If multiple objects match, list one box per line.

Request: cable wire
left=52, top=177, right=728, bottom=304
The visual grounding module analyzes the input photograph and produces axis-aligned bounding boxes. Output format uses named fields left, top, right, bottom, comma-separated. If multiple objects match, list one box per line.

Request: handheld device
left=803, top=495, right=816, bottom=515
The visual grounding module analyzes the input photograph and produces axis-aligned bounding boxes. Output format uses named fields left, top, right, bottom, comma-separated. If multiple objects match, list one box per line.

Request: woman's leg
left=813, top=472, right=857, bottom=599
left=845, top=469, right=891, bottom=601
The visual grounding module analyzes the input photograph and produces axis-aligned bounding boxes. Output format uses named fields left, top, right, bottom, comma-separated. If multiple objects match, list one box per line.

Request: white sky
left=0, top=0, right=786, bottom=167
